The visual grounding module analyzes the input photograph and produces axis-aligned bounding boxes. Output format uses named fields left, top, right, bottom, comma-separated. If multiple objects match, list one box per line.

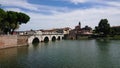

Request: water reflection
left=0, top=46, right=28, bottom=68
left=95, top=39, right=113, bottom=68
left=32, top=43, right=39, bottom=48
left=95, top=39, right=110, bottom=51
left=0, top=40, right=120, bottom=68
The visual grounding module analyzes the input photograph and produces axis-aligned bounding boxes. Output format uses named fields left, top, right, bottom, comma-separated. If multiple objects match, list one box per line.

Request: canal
left=0, top=40, right=120, bottom=68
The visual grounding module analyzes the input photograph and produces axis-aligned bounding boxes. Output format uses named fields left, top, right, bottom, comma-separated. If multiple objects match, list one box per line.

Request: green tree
left=110, top=26, right=120, bottom=35
left=6, top=11, right=18, bottom=34
left=95, top=19, right=110, bottom=36
left=6, top=11, right=30, bottom=34
left=0, top=8, right=30, bottom=34
left=17, top=12, right=30, bottom=24
left=0, top=8, right=7, bottom=32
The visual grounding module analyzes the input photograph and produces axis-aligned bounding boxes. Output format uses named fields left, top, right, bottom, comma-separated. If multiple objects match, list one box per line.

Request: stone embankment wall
left=17, top=35, right=28, bottom=46
left=0, top=35, right=28, bottom=49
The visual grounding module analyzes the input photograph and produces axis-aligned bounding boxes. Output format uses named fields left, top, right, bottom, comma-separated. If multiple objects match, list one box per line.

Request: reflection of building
left=69, top=22, right=93, bottom=39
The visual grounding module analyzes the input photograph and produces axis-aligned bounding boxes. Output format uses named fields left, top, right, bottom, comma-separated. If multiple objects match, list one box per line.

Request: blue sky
left=0, top=0, right=120, bottom=30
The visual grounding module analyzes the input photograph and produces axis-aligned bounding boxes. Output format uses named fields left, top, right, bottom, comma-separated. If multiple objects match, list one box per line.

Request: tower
left=79, top=21, right=81, bottom=29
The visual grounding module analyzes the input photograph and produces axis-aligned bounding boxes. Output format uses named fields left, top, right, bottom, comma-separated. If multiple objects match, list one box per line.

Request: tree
left=0, top=8, right=30, bottom=34
left=6, top=11, right=30, bottom=34
left=17, top=12, right=30, bottom=24
left=95, top=19, right=110, bottom=36
left=110, top=26, right=120, bottom=35
left=0, top=8, right=7, bottom=32
left=6, top=11, right=18, bottom=34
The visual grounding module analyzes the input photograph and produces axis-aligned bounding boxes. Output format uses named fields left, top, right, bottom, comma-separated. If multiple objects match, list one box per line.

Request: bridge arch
left=52, top=36, right=56, bottom=41
left=32, top=37, right=40, bottom=43
left=57, top=36, right=61, bottom=40
left=44, top=36, right=49, bottom=42
left=28, top=36, right=41, bottom=44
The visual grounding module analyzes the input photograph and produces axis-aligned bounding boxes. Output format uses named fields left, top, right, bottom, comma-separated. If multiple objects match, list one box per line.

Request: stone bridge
left=25, top=31, right=64, bottom=44
left=0, top=31, right=64, bottom=49
left=28, top=34, right=63, bottom=43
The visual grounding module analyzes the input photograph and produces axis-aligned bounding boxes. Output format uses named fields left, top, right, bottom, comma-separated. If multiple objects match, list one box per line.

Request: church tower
left=79, top=21, right=81, bottom=29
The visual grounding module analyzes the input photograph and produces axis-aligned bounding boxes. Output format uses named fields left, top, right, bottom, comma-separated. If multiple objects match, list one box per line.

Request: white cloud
left=70, top=0, right=88, bottom=4
left=0, top=0, right=120, bottom=31
left=65, top=0, right=101, bottom=4
left=0, top=0, right=69, bottom=13
left=19, top=6, right=120, bottom=30
left=65, top=0, right=120, bottom=6
left=106, top=1, right=120, bottom=7
left=0, top=0, right=38, bottom=11
left=4, top=8, right=23, bottom=12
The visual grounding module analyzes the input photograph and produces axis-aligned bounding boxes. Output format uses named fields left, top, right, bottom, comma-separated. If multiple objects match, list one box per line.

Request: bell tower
left=79, top=21, right=81, bottom=29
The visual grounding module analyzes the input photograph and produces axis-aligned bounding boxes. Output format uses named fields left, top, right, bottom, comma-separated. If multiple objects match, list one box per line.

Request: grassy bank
left=108, top=35, right=120, bottom=40
left=76, top=35, right=120, bottom=40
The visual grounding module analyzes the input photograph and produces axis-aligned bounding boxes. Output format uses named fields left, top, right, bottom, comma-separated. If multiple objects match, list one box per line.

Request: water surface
left=0, top=40, right=120, bottom=68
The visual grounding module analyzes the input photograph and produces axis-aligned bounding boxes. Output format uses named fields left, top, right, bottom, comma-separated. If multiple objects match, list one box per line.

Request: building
left=50, top=27, right=71, bottom=39
left=69, top=22, right=93, bottom=39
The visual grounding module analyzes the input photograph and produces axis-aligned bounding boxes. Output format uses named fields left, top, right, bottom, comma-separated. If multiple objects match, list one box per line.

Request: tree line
left=0, top=8, right=30, bottom=34
left=94, top=19, right=120, bottom=36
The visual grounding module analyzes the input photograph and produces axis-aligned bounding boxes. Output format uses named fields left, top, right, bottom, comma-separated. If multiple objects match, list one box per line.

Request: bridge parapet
left=18, top=30, right=64, bottom=36
left=42, top=32, right=63, bottom=35
left=34, top=31, right=63, bottom=35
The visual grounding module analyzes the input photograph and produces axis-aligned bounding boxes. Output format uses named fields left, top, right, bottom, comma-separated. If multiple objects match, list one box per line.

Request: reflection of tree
left=95, top=39, right=110, bottom=51
left=17, top=46, right=29, bottom=56
left=0, top=46, right=29, bottom=68
left=95, top=39, right=113, bottom=68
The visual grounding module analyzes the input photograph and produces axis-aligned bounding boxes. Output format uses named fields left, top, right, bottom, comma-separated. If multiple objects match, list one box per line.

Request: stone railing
left=41, top=32, right=63, bottom=35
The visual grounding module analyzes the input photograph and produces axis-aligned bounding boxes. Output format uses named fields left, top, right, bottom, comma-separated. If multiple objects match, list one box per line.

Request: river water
left=0, top=40, right=120, bottom=68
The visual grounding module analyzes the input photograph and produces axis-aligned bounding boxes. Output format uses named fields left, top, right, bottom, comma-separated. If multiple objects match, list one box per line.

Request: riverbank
left=94, top=35, right=120, bottom=40
left=106, top=35, right=120, bottom=40
left=74, top=35, right=120, bottom=40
